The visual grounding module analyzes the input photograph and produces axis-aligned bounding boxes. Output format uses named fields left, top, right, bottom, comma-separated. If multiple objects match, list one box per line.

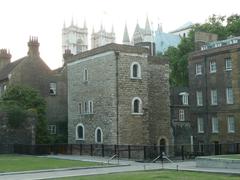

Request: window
left=48, top=125, right=56, bottom=135
left=3, top=85, right=7, bottom=91
left=130, top=62, right=141, bottom=79
left=95, top=127, right=103, bottom=143
left=211, top=89, right=218, bottom=105
left=179, top=92, right=189, bottom=105
left=179, top=109, right=185, bottom=121
left=84, top=101, right=88, bottom=114
left=196, top=91, right=203, bottom=106
left=210, top=61, right=216, bottom=73
left=195, top=64, right=202, bottom=75
left=88, top=101, right=93, bottom=114
left=76, top=123, right=84, bottom=140
left=211, top=117, right=219, bottom=133
left=132, top=97, right=142, bottom=114
left=197, top=117, right=204, bottom=133
left=78, top=103, right=82, bottom=114
left=227, top=116, right=235, bottom=133
left=225, top=58, right=232, bottom=71
left=49, top=82, right=57, bottom=95
left=84, top=68, right=88, bottom=82
left=226, top=88, right=233, bottom=104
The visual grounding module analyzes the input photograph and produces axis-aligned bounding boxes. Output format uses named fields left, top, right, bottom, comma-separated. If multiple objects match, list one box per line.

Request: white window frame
left=211, top=117, right=219, bottom=133
left=95, top=127, right=103, bottom=143
left=227, top=116, right=235, bottom=133
left=195, top=64, right=202, bottom=75
left=3, top=85, right=7, bottom=91
left=83, top=68, right=88, bottom=82
left=78, top=102, right=82, bottom=114
left=179, top=92, right=189, bottom=105
left=48, top=125, right=56, bottom=135
left=211, top=89, right=218, bottom=105
left=130, top=62, right=141, bottom=79
left=226, top=87, right=233, bottom=104
left=197, top=117, right=204, bottom=133
left=196, top=91, right=203, bottom=106
left=49, top=82, right=57, bottom=96
left=76, top=123, right=85, bottom=140
left=179, top=109, right=185, bottom=121
left=88, top=100, right=93, bottom=114
left=131, top=97, right=143, bottom=115
left=225, top=58, right=232, bottom=71
left=210, top=61, right=216, bottom=73
left=84, top=101, right=88, bottom=114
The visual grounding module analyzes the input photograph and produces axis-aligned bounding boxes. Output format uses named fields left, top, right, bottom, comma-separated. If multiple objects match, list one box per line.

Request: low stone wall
left=196, top=156, right=240, bottom=169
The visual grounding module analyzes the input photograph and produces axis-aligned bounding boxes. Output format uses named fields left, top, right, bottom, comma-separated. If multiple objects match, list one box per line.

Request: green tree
left=1, top=85, right=49, bottom=144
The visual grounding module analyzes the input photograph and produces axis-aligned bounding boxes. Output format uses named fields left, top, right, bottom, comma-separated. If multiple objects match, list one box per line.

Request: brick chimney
left=0, top=49, right=11, bottom=70
left=63, top=49, right=73, bottom=65
left=28, top=36, right=40, bottom=57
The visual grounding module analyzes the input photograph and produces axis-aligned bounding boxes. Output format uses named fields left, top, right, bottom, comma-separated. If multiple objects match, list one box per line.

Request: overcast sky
left=0, top=0, right=239, bottom=69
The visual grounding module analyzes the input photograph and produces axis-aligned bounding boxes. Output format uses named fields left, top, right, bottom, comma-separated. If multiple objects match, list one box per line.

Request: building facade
left=189, top=36, right=240, bottom=152
left=67, top=43, right=172, bottom=148
left=62, top=20, right=88, bottom=55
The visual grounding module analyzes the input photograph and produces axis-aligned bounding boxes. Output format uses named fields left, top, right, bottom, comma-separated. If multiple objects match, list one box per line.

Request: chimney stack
left=63, top=49, right=73, bottom=65
left=28, top=36, right=40, bottom=57
left=0, top=49, right=11, bottom=70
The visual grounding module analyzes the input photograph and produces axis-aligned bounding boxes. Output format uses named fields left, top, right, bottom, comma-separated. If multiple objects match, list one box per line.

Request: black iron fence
left=1, top=143, right=239, bottom=161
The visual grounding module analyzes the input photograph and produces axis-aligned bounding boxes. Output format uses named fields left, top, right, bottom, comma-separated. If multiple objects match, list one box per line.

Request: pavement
left=0, top=155, right=240, bottom=180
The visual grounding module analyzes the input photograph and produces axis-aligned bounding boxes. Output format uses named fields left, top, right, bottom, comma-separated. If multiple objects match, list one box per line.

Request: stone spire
left=28, top=36, right=40, bottom=57
left=83, top=19, right=87, bottom=29
left=145, top=16, right=151, bottom=35
left=122, top=23, right=130, bottom=45
left=71, top=17, right=74, bottom=26
left=157, top=23, right=163, bottom=32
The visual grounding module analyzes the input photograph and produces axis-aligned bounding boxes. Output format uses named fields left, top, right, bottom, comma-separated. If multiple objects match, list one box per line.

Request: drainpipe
left=115, top=51, right=120, bottom=154
left=204, top=55, right=209, bottom=144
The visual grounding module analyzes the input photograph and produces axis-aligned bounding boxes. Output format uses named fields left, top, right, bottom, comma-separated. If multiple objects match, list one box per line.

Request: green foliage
left=166, top=14, right=240, bottom=87
left=1, top=85, right=49, bottom=144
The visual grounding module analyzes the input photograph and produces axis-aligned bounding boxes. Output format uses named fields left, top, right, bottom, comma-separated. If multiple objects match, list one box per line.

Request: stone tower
left=62, top=19, right=88, bottom=55
left=0, top=49, right=11, bottom=71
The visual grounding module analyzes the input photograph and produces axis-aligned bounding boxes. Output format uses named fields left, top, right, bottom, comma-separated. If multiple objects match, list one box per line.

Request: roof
left=70, top=43, right=149, bottom=62
left=0, top=57, right=26, bottom=81
left=170, top=22, right=193, bottom=33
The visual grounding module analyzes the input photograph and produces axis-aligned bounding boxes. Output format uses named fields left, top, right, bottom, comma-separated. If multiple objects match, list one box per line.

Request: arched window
left=95, top=127, right=103, bottom=143
left=130, top=62, right=141, bottom=79
left=76, top=123, right=85, bottom=140
left=83, top=68, right=88, bottom=82
left=132, top=97, right=142, bottom=114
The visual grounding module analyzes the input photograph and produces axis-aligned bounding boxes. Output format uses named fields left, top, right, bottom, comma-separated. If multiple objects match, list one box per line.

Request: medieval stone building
left=67, top=43, right=172, bottom=149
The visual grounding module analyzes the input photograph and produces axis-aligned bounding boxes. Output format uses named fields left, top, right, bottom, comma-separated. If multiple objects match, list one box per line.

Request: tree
left=166, top=14, right=240, bottom=87
left=1, top=85, right=49, bottom=144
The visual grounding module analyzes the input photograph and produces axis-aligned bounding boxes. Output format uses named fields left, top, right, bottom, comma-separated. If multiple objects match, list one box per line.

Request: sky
left=0, top=0, right=239, bottom=69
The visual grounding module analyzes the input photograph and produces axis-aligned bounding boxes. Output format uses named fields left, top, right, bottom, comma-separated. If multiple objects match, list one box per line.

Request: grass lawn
left=0, top=154, right=99, bottom=173
left=214, top=154, right=240, bottom=159
left=51, top=170, right=240, bottom=180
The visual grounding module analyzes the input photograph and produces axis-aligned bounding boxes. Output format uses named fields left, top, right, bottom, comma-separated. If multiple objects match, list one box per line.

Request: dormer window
left=49, top=82, right=56, bottom=96
left=130, top=62, right=141, bottom=79
left=179, top=92, right=189, bottom=105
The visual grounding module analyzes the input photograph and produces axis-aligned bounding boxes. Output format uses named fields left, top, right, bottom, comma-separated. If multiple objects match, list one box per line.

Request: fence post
left=70, top=144, right=73, bottom=155
left=236, top=143, right=239, bottom=154
left=102, top=144, right=105, bottom=157
left=181, top=145, right=185, bottom=161
left=143, top=146, right=147, bottom=160
left=128, top=145, right=131, bottom=159
left=114, top=144, right=117, bottom=155
left=219, top=144, right=222, bottom=155
left=79, top=144, right=82, bottom=155
left=90, top=144, right=93, bottom=156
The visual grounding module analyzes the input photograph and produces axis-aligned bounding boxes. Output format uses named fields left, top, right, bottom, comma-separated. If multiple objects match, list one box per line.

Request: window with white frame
left=84, top=68, right=88, bottom=82
left=211, top=117, right=219, bottom=133
left=197, top=117, right=204, bottom=133
left=78, top=103, right=82, bottom=114
left=226, top=87, right=233, bottom=104
left=211, top=89, right=218, bottom=105
left=227, top=116, right=235, bottom=133
left=195, top=64, right=202, bottom=75
left=95, top=127, right=103, bottom=143
left=210, top=61, right=216, bottom=73
left=49, top=82, right=57, bottom=95
left=225, top=58, right=232, bottom=71
left=76, top=123, right=84, bottom=140
left=196, top=91, right=203, bottom=106
left=84, top=101, right=88, bottom=114
left=88, top=101, right=93, bottom=114
left=131, top=97, right=142, bottom=114
left=130, top=62, right=141, bottom=79
left=179, top=92, right=189, bottom=105
left=3, top=85, right=7, bottom=91
left=179, top=109, right=185, bottom=121
left=48, top=125, right=56, bottom=135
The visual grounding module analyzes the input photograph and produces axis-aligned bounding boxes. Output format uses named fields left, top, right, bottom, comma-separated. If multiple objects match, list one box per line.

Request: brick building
left=188, top=36, right=240, bottom=152
left=67, top=43, right=172, bottom=150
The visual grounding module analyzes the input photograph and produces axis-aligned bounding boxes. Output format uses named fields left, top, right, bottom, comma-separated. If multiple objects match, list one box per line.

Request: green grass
left=214, top=154, right=240, bottom=159
left=52, top=170, right=240, bottom=180
left=0, top=154, right=99, bottom=172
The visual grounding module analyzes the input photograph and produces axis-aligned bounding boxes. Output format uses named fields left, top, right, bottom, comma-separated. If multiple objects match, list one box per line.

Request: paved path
left=0, top=155, right=239, bottom=180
